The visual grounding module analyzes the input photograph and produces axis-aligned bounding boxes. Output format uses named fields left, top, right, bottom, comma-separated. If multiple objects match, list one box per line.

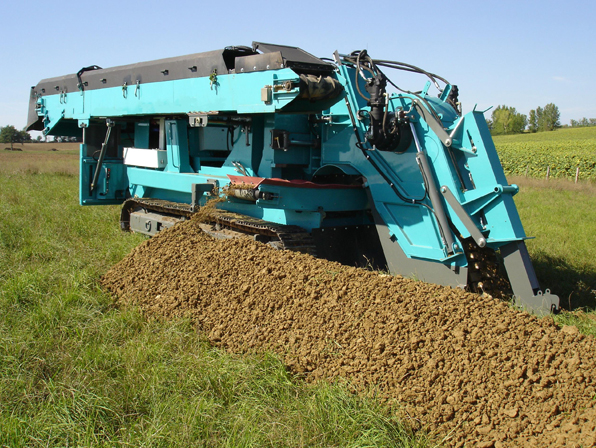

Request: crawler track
left=120, top=198, right=316, bottom=256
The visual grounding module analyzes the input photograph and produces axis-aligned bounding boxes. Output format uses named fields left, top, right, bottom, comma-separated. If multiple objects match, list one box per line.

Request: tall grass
left=2, top=143, right=595, bottom=446
left=0, top=143, right=79, bottom=176
left=511, top=176, right=596, bottom=310
left=0, top=161, right=428, bottom=445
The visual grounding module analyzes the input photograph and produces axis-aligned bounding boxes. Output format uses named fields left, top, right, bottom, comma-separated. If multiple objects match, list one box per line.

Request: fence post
left=575, top=166, right=580, bottom=184
left=546, top=166, right=550, bottom=180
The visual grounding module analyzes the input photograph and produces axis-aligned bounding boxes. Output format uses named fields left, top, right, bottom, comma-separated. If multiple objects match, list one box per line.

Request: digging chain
left=463, top=239, right=512, bottom=298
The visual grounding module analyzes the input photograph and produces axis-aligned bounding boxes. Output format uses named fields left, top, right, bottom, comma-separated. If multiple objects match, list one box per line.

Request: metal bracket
left=191, top=182, right=219, bottom=212
left=188, top=113, right=209, bottom=127
left=76, top=65, right=102, bottom=92
left=90, top=119, right=115, bottom=192
left=473, top=104, right=493, bottom=114
left=333, top=50, right=342, bottom=65
left=261, top=85, right=272, bottom=104
left=414, top=100, right=452, bottom=146
left=446, top=117, right=478, bottom=155
left=415, top=102, right=478, bottom=154
left=501, top=241, right=560, bottom=315
left=440, top=185, right=486, bottom=248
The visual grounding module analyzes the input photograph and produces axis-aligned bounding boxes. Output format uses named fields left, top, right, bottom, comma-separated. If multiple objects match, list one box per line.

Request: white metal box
left=123, top=147, right=167, bottom=169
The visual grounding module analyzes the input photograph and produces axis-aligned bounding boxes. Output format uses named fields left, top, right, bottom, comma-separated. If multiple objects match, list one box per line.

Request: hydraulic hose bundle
left=341, top=50, right=460, bottom=153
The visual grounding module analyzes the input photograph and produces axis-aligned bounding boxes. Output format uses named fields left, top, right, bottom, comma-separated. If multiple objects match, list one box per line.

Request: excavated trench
left=102, top=217, right=596, bottom=448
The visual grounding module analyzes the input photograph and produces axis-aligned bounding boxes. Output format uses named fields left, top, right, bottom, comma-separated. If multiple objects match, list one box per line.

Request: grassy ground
left=1, top=142, right=79, bottom=175
left=510, top=176, right=596, bottom=332
left=0, top=146, right=428, bottom=447
left=493, top=127, right=596, bottom=321
left=2, top=143, right=595, bottom=446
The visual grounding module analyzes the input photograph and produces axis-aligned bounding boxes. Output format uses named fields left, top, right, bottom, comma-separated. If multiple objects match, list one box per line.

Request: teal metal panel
left=37, top=68, right=305, bottom=134
left=218, top=201, right=324, bottom=231
left=256, top=184, right=368, bottom=212
left=127, top=168, right=225, bottom=194
left=134, top=122, right=150, bottom=148
left=79, top=144, right=128, bottom=205
left=165, top=120, right=193, bottom=173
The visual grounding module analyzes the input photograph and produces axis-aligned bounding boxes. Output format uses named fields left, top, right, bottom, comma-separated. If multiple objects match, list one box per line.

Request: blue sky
left=1, top=0, right=594, bottom=132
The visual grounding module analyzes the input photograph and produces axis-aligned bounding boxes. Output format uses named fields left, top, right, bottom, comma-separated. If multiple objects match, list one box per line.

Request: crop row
left=495, top=141, right=596, bottom=180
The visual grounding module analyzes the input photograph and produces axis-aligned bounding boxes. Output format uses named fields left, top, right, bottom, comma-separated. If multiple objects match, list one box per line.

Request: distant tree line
left=487, top=103, right=561, bottom=135
left=569, top=118, right=596, bottom=127
left=0, top=125, right=83, bottom=149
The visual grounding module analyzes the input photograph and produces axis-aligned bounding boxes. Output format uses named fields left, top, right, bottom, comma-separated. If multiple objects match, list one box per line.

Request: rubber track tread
left=123, top=198, right=317, bottom=256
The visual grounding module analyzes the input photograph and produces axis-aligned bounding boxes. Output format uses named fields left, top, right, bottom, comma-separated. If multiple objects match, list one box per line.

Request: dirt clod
left=102, top=219, right=596, bottom=447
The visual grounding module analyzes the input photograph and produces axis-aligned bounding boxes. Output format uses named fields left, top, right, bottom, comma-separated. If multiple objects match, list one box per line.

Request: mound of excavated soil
left=102, top=218, right=596, bottom=448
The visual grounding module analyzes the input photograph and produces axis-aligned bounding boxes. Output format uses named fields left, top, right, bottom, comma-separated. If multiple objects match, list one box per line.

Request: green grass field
left=1, top=141, right=595, bottom=446
left=511, top=177, right=596, bottom=311
left=0, top=145, right=429, bottom=447
left=492, top=127, right=596, bottom=315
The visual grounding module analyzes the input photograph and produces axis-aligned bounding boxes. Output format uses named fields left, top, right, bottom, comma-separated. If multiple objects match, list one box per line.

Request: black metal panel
left=235, top=52, right=285, bottom=73
left=312, top=225, right=386, bottom=270
left=31, top=50, right=229, bottom=96
left=27, top=87, right=43, bottom=131
left=30, top=43, right=332, bottom=97
left=27, top=42, right=335, bottom=130
left=252, top=42, right=335, bottom=74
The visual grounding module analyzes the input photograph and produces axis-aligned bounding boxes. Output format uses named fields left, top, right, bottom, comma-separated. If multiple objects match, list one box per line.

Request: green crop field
left=494, top=126, right=596, bottom=143
left=493, top=127, right=596, bottom=181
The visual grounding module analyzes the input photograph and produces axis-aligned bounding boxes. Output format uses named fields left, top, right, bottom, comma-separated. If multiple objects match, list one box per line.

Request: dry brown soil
left=102, top=218, right=596, bottom=448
